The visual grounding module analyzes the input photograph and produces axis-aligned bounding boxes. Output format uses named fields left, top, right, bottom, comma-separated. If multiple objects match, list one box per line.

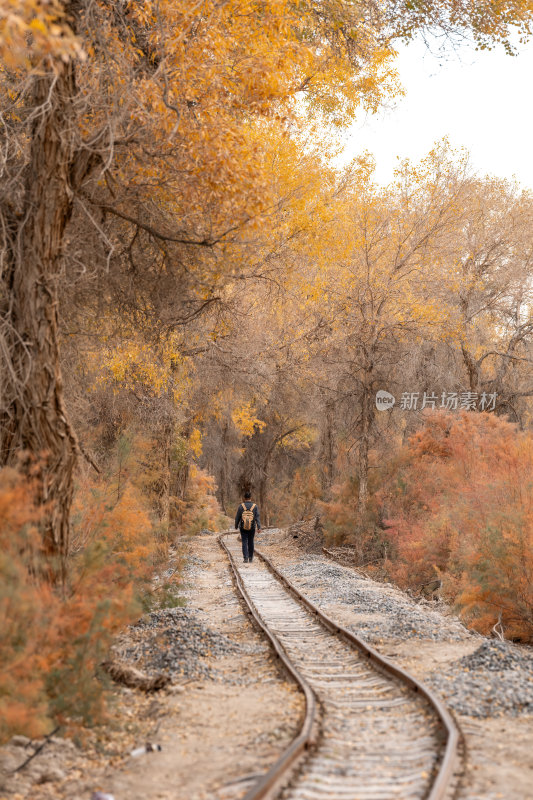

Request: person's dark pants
left=241, top=529, right=255, bottom=561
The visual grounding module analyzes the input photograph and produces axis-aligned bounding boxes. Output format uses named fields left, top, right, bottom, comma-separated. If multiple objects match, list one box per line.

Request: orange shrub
left=320, top=462, right=389, bottom=563
left=378, top=411, right=533, bottom=641
left=171, top=465, right=227, bottom=534
left=0, top=467, right=54, bottom=740
left=0, top=457, right=164, bottom=742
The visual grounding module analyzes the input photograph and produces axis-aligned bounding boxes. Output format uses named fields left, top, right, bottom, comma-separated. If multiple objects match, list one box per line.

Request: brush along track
left=219, top=533, right=460, bottom=800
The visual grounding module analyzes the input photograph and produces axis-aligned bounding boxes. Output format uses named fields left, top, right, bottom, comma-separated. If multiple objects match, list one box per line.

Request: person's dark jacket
left=235, top=500, right=261, bottom=532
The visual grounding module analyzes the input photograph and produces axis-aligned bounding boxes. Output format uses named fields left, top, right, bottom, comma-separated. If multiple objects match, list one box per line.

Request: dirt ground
left=2, top=530, right=532, bottom=800
left=0, top=533, right=304, bottom=800
left=103, top=533, right=304, bottom=800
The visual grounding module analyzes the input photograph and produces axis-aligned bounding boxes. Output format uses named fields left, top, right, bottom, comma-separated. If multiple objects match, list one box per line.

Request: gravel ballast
left=277, top=555, right=472, bottom=642
left=427, top=640, right=533, bottom=718
left=260, top=545, right=533, bottom=720
left=113, top=605, right=268, bottom=683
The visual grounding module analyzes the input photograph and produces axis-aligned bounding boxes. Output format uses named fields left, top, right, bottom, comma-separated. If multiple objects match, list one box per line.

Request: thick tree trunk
left=352, top=381, right=373, bottom=564
left=172, top=460, right=189, bottom=501
left=357, top=383, right=372, bottom=521
left=258, top=474, right=269, bottom=528
left=258, top=441, right=276, bottom=528
left=320, top=398, right=336, bottom=493
left=461, top=343, right=481, bottom=393
left=171, top=423, right=192, bottom=504
left=0, top=66, right=80, bottom=581
left=256, top=425, right=303, bottom=528
left=153, top=421, right=172, bottom=527
left=219, top=421, right=229, bottom=514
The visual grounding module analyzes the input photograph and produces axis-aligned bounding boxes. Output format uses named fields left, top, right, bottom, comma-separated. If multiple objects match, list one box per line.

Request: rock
left=10, top=734, right=31, bottom=747
left=0, top=751, right=20, bottom=772
left=36, top=766, right=66, bottom=783
left=101, top=660, right=171, bottom=691
left=427, top=640, right=533, bottom=718
left=166, top=683, right=185, bottom=693
left=130, top=742, right=162, bottom=757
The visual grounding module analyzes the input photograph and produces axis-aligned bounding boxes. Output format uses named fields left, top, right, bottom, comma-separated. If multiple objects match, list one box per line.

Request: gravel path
left=113, top=606, right=267, bottom=683
left=111, top=541, right=270, bottom=687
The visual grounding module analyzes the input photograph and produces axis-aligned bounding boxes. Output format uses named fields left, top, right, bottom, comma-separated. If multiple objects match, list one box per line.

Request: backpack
left=241, top=502, right=256, bottom=531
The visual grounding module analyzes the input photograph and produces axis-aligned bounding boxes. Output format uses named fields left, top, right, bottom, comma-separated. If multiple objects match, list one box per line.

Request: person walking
left=235, top=491, right=261, bottom=563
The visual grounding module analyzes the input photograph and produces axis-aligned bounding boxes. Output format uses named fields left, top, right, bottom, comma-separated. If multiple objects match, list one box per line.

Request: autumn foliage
left=376, top=411, right=533, bottom=641
left=0, top=451, right=167, bottom=742
left=2, top=0, right=533, bottom=746
left=171, top=465, right=229, bottom=535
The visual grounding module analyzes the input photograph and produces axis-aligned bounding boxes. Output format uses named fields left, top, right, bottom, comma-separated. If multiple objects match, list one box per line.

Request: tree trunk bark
left=0, top=65, right=80, bottom=582
left=219, top=421, right=229, bottom=514
left=258, top=439, right=277, bottom=528
left=320, top=398, right=336, bottom=493
left=258, top=472, right=269, bottom=528
left=461, top=343, right=481, bottom=393
left=154, top=421, right=172, bottom=527
left=357, top=383, right=372, bottom=521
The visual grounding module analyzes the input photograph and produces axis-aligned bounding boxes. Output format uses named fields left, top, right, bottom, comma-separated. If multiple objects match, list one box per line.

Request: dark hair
left=244, top=490, right=252, bottom=500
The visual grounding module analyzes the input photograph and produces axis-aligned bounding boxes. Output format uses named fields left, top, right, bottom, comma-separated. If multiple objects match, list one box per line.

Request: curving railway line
left=219, top=532, right=462, bottom=800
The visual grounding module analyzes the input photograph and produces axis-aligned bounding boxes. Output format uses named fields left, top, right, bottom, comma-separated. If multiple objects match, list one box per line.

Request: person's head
left=244, top=490, right=252, bottom=500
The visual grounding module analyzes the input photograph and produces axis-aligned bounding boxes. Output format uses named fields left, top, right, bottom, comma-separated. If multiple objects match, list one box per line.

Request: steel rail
left=219, top=532, right=460, bottom=800
left=218, top=532, right=319, bottom=800
left=319, top=544, right=464, bottom=798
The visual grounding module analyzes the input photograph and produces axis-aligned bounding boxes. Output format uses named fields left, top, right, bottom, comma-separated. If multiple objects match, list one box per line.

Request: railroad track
left=219, top=532, right=461, bottom=800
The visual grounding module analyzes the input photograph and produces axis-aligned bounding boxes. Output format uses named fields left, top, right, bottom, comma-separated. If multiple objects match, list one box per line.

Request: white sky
left=342, top=35, right=533, bottom=190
